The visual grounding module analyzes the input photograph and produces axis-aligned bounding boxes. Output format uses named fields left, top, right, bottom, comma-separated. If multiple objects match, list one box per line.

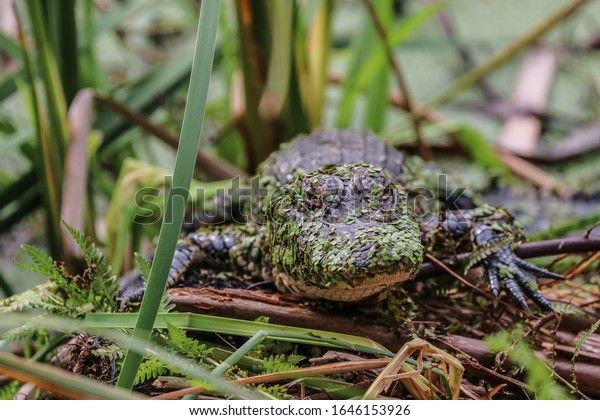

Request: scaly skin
left=119, top=131, right=563, bottom=310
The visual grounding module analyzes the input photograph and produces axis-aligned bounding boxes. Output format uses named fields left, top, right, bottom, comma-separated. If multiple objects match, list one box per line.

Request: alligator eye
left=319, top=175, right=344, bottom=195
left=353, top=171, right=398, bottom=212
left=353, top=171, right=386, bottom=194
left=303, top=175, right=346, bottom=209
left=380, top=186, right=398, bottom=208
left=304, top=175, right=347, bottom=205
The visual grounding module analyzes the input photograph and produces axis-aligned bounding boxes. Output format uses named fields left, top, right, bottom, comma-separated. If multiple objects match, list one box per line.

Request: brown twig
left=94, top=93, right=246, bottom=180
left=361, top=0, right=432, bottom=160
left=425, top=253, right=487, bottom=296
left=150, top=359, right=390, bottom=400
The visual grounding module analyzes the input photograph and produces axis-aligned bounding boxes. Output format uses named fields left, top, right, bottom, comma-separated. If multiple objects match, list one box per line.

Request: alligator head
left=266, top=163, right=424, bottom=301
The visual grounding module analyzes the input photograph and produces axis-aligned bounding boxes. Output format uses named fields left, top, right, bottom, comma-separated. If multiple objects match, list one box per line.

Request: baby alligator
left=120, top=130, right=563, bottom=310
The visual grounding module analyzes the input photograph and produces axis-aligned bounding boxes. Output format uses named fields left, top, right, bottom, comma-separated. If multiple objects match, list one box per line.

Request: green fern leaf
left=1, top=322, right=37, bottom=341
left=91, top=343, right=126, bottom=361
left=0, top=381, right=20, bottom=400
left=17, top=244, right=63, bottom=281
left=570, top=318, right=600, bottom=389
left=166, top=322, right=213, bottom=361
left=134, top=253, right=151, bottom=283
left=134, top=359, right=173, bottom=385
left=256, top=354, right=304, bottom=374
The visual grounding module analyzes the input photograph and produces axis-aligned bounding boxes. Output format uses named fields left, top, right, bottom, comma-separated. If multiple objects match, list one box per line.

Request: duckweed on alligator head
left=266, top=164, right=424, bottom=300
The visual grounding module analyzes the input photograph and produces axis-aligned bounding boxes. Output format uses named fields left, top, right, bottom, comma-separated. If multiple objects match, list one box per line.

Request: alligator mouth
left=273, top=269, right=413, bottom=302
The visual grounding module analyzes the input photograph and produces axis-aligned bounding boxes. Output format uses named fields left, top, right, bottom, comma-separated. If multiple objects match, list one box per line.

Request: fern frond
left=91, top=343, right=126, bottom=361
left=63, top=221, right=119, bottom=313
left=17, top=244, right=63, bottom=281
left=0, top=381, right=20, bottom=400
left=2, top=224, right=120, bottom=320
left=1, top=322, right=37, bottom=341
left=166, top=322, right=213, bottom=362
left=256, top=354, right=305, bottom=374
left=62, top=221, right=98, bottom=269
left=135, top=358, right=178, bottom=386
left=257, top=383, right=289, bottom=399
left=159, top=290, right=175, bottom=313
left=571, top=318, right=600, bottom=389
left=135, top=253, right=151, bottom=283
left=0, top=284, right=52, bottom=314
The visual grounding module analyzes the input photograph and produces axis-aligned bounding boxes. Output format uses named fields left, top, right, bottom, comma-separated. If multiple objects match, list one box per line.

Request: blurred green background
left=1, top=0, right=599, bottom=295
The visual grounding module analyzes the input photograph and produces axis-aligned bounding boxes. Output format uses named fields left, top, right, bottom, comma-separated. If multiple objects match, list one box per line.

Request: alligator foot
left=482, top=246, right=564, bottom=311
left=117, top=271, right=145, bottom=310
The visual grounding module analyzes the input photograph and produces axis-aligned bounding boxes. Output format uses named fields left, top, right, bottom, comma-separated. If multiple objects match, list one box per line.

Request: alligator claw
left=481, top=245, right=562, bottom=311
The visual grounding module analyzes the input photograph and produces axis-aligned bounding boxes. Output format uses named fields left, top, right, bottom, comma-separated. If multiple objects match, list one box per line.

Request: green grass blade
left=47, top=0, right=79, bottom=104
left=364, top=0, right=392, bottom=132
left=0, top=169, right=37, bottom=213
left=259, top=0, right=293, bottom=119
left=356, top=3, right=442, bottom=90
left=0, top=32, right=21, bottom=58
left=337, top=2, right=442, bottom=128
left=83, top=312, right=392, bottom=356
left=0, top=33, right=21, bottom=101
left=0, top=351, right=143, bottom=400
left=25, top=0, right=69, bottom=157
left=335, top=12, right=373, bottom=128
left=16, top=4, right=66, bottom=258
left=218, top=1, right=237, bottom=93
left=454, top=125, right=508, bottom=172
left=116, top=0, right=221, bottom=391
left=212, top=331, right=268, bottom=378
left=0, top=183, right=40, bottom=234
left=79, top=0, right=108, bottom=91
left=303, top=0, right=333, bottom=128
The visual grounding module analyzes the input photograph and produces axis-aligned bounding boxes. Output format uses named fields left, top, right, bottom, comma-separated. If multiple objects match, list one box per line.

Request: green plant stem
left=83, top=312, right=390, bottom=354
left=116, top=0, right=221, bottom=391
left=183, top=330, right=269, bottom=400
left=362, top=0, right=430, bottom=159
left=423, top=0, right=589, bottom=112
left=213, top=331, right=268, bottom=378
left=23, top=0, right=72, bottom=258
left=31, top=333, right=68, bottom=361
left=47, top=0, right=79, bottom=104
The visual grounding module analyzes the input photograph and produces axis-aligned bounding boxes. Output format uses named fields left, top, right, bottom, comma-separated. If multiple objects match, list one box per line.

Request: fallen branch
left=168, top=287, right=600, bottom=397
left=169, top=287, right=404, bottom=351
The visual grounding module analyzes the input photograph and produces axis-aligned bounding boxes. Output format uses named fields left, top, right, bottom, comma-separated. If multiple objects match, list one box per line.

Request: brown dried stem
left=94, top=93, right=246, bottom=180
